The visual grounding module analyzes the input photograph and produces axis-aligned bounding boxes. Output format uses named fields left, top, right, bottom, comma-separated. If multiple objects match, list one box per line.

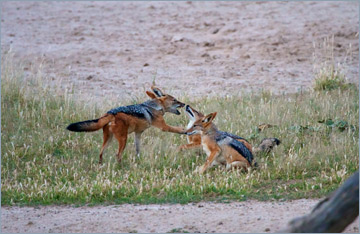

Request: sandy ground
left=2, top=199, right=358, bottom=233
left=1, top=1, right=359, bottom=101
left=1, top=2, right=359, bottom=233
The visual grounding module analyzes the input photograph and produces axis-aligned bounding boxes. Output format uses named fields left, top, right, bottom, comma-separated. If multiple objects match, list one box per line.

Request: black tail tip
left=66, top=123, right=78, bottom=131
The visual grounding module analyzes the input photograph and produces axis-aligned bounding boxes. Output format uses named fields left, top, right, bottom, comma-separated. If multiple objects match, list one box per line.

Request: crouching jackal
left=66, top=86, right=185, bottom=164
left=186, top=111, right=256, bottom=174
left=180, top=105, right=253, bottom=152
left=181, top=105, right=280, bottom=156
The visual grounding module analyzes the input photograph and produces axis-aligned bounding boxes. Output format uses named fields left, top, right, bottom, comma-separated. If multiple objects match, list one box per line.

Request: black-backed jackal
left=184, top=106, right=281, bottom=174
left=180, top=105, right=253, bottom=152
left=185, top=111, right=255, bottom=174
left=181, top=105, right=280, bottom=155
left=67, top=86, right=185, bottom=164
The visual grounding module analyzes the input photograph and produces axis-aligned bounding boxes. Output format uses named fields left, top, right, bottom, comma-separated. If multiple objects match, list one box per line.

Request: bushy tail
left=66, top=114, right=113, bottom=132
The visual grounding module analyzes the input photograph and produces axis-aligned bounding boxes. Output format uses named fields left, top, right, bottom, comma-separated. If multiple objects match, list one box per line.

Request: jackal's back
left=219, top=131, right=249, bottom=143
left=107, top=101, right=158, bottom=122
left=215, top=132, right=254, bottom=164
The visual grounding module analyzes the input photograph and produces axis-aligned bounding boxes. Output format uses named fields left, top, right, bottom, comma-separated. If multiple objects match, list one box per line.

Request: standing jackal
left=66, top=86, right=185, bottom=164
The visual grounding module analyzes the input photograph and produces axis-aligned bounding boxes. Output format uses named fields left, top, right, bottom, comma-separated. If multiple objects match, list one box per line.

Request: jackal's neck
left=202, top=123, right=218, bottom=136
left=142, top=99, right=165, bottom=114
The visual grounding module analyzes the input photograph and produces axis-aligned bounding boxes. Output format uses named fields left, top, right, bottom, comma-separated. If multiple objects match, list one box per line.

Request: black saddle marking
left=107, top=104, right=146, bottom=119
left=229, top=139, right=254, bottom=164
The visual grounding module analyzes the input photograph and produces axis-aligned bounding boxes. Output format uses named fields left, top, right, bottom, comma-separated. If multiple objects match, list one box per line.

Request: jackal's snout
left=169, top=97, right=185, bottom=115
left=185, top=129, right=199, bottom=136
left=177, top=101, right=185, bottom=108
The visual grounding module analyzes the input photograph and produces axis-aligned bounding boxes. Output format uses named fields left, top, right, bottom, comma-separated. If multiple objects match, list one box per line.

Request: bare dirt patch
left=2, top=199, right=358, bottom=233
left=1, top=2, right=358, bottom=101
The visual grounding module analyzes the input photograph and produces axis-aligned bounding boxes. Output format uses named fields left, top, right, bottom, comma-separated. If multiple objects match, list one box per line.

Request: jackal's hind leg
left=113, top=125, right=128, bottom=164
left=226, top=161, right=249, bottom=171
left=210, top=160, right=221, bottom=167
left=99, top=124, right=113, bottom=164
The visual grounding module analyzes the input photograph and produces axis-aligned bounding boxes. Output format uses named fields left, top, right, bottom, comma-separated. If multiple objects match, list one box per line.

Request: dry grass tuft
left=312, top=36, right=355, bottom=91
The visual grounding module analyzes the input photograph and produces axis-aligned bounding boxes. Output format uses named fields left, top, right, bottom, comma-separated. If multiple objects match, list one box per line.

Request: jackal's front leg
left=134, top=132, right=142, bottom=156
left=152, top=118, right=186, bottom=134
left=178, top=142, right=202, bottom=151
left=198, top=149, right=221, bottom=174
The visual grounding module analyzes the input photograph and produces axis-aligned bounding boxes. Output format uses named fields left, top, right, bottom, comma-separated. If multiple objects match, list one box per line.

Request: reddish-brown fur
left=180, top=134, right=203, bottom=150
left=179, top=105, right=253, bottom=153
left=186, top=112, right=253, bottom=174
left=67, top=86, right=185, bottom=164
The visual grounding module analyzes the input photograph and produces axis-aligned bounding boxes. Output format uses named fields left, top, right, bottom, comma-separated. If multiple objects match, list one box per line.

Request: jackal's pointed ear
left=202, top=112, right=217, bottom=123
left=151, top=86, right=165, bottom=97
left=146, top=91, right=157, bottom=99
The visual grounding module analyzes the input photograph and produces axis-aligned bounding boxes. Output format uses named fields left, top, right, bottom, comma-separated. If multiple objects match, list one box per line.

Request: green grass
left=168, top=228, right=190, bottom=233
left=1, top=57, right=359, bottom=206
left=312, top=35, right=354, bottom=92
left=313, top=63, right=353, bottom=91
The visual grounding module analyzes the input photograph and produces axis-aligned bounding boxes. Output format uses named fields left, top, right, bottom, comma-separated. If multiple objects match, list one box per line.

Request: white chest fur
left=203, top=144, right=211, bottom=156
left=186, top=120, right=195, bottom=143
left=186, top=120, right=195, bottom=130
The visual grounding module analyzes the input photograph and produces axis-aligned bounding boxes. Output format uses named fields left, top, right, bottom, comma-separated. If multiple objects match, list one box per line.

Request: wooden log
left=282, top=171, right=359, bottom=233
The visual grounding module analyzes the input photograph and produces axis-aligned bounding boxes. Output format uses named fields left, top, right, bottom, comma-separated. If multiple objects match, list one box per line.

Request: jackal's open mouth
left=174, top=103, right=185, bottom=115
left=177, top=102, right=185, bottom=108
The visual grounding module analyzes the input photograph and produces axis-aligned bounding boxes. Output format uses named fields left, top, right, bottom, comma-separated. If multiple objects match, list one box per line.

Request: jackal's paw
left=199, top=165, right=206, bottom=174
left=194, top=165, right=205, bottom=174
left=193, top=166, right=200, bottom=174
